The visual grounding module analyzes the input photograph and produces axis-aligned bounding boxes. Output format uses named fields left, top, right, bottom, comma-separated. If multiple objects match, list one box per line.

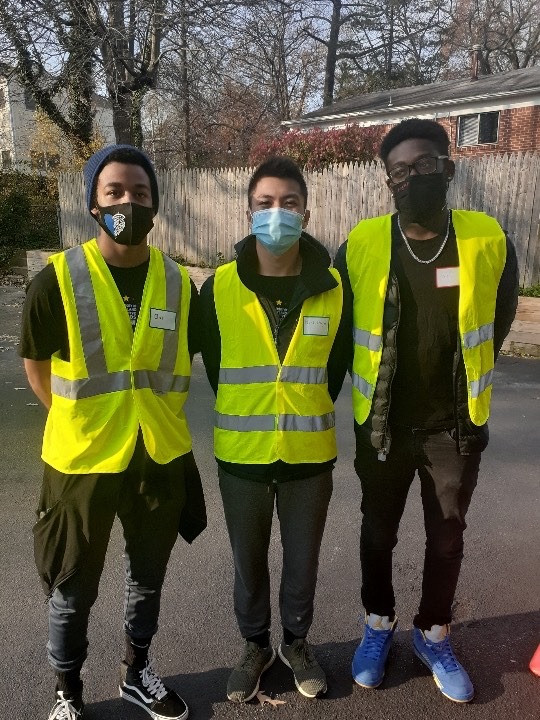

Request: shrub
left=520, top=284, right=540, bottom=297
left=249, top=125, right=384, bottom=170
left=0, top=171, right=60, bottom=265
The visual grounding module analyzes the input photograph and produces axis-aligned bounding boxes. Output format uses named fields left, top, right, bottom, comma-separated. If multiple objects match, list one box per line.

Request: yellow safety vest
left=347, top=210, right=506, bottom=427
left=43, top=239, right=192, bottom=473
left=213, top=261, right=343, bottom=464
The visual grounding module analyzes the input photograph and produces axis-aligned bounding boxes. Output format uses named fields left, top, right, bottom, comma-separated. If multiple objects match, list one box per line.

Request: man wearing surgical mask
left=335, top=119, right=518, bottom=703
left=200, top=156, right=348, bottom=703
left=20, top=145, right=203, bottom=720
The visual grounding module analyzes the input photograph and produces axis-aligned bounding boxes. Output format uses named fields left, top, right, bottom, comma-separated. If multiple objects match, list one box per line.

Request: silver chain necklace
left=397, top=211, right=451, bottom=264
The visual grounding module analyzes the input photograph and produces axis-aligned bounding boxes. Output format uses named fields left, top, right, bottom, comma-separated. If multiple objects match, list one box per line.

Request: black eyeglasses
left=387, top=155, right=448, bottom=184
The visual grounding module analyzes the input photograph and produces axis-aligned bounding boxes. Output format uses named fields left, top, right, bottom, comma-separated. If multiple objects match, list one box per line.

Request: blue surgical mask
left=251, top=208, right=304, bottom=256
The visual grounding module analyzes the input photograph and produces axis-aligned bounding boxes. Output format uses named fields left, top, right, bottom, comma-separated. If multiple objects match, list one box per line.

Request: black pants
left=35, top=437, right=186, bottom=673
left=355, top=427, right=480, bottom=630
left=219, top=468, right=333, bottom=639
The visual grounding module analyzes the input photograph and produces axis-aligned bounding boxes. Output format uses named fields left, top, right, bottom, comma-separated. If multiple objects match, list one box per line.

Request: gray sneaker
left=278, top=639, right=327, bottom=698
left=227, top=641, right=276, bottom=702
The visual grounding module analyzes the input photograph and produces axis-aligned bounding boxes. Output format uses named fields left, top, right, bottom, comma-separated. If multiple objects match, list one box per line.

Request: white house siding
left=6, top=79, right=35, bottom=169
left=0, top=77, right=15, bottom=168
left=0, top=74, right=116, bottom=171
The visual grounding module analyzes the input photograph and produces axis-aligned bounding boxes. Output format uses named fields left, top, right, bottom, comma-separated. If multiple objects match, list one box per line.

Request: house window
left=457, top=112, right=499, bottom=146
left=1, top=150, right=12, bottom=168
left=30, top=151, right=59, bottom=171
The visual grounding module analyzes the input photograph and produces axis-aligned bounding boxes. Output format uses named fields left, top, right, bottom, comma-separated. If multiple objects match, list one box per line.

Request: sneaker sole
left=119, top=686, right=189, bottom=720
left=353, top=674, right=384, bottom=689
left=226, top=648, right=276, bottom=703
left=413, top=648, right=474, bottom=703
left=277, top=646, right=327, bottom=698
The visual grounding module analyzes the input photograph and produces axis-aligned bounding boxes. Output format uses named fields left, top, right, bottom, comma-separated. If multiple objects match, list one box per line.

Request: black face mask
left=95, top=202, right=154, bottom=246
left=393, top=173, right=448, bottom=229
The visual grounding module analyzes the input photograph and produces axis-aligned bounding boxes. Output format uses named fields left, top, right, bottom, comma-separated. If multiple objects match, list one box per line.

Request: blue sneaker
left=352, top=614, right=397, bottom=688
left=413, top=626, right=474, bottom=703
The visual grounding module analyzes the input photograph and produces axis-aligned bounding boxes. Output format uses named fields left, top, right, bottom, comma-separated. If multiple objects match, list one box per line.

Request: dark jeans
left=355, top=427, right=480, bottom=630
left=219, top=467, right=333, bottom=639
left=37, top=439, right=186, bottom=673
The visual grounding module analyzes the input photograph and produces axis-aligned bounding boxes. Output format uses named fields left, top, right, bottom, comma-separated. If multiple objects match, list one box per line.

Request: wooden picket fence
left=58, top=152, right=540, bottom=286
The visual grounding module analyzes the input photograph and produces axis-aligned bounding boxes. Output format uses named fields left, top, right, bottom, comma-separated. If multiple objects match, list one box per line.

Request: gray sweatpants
left=218, top=467, right=333, bottom=639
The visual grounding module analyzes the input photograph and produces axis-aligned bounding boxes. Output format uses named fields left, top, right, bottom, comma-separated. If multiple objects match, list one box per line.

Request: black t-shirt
left=389, top=214, right=459, bottom=429
left=19, top=257, right=200, bottom=361
left=253, top=274, right=298, bottom=334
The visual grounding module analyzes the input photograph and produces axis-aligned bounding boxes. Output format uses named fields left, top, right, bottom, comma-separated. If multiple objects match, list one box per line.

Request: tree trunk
left=131, top=90, right=144, bottom=148
left=386, top=0, right=394, bottom=80
left=112, top=91, right=133, bottom=144
left=180, top=3, right=191, bottom=167
left=323, top=0, right=342, bottom=106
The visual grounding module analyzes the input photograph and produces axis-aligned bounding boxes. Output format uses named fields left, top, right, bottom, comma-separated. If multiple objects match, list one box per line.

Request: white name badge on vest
left=436, top=267, right=460, bottom=288
left=303, top=316, right=329, bottom=336
left=149, top=308, right=177, bottom=331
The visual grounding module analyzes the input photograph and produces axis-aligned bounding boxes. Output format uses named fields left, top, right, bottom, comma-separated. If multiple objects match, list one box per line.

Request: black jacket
left=334, top=214, right=519, bottom=456
left=200, top=231, right=349, bottom=481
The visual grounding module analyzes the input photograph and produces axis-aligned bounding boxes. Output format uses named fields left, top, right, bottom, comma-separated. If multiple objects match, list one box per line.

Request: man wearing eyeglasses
left=334, top=119, right=518, bottom=703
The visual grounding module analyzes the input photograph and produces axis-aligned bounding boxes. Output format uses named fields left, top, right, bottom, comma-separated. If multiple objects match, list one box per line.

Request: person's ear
left=302, top=209, right=310, bottom=228
left=446, top=160, right=455, bottom=182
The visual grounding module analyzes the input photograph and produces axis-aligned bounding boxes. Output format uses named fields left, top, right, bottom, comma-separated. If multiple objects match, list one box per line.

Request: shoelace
left=429, top=636, right=460, bottom=673
left=140, top=663, right=168, bottom=701
left=361, top=626, right=390, bottom=660
left=50, top=693, right=82, bottom=720
left=239, top=644, right=266, bottom=672
left=292, top=641, right=317, bottom=669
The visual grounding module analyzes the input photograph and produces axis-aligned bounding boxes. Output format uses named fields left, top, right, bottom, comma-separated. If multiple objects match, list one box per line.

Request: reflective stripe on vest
left=218, top=365, right=328, bottom=385
left=214, top=410, right=335, bottom=432
left=462, top=322, right=494, bottom=349
left=279, top=412, right=335, bottom=431
left=219, top=366, right=278, bottom=384
left=51, top=246, right=189, bottom=400
left=470, top=369, right=493, bottom=398
left=354, top=328, right=382, bottom=352
left=351, top=372, right=373, bottom=400
left=347, top=211, right=506, bottom=427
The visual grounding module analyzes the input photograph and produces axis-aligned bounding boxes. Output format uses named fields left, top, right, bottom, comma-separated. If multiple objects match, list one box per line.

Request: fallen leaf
left=256, top=690, right=286, bottom=708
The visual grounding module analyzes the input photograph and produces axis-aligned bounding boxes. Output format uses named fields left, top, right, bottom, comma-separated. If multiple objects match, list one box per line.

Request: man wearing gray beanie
left=19, top=144, right=203, bottom=720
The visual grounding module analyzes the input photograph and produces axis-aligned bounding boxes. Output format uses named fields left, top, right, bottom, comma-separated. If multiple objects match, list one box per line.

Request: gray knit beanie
left=83, top=144, right=159, bottom=212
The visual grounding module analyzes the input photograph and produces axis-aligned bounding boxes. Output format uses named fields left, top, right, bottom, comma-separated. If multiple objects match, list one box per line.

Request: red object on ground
left=530, top=644, right=540, bottom=677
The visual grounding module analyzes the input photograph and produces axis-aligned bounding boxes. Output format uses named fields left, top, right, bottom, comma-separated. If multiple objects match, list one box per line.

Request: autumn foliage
left=249, top=125, right=384, bottom=170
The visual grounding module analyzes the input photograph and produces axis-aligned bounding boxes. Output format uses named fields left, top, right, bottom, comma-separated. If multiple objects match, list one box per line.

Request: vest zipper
left=273, top=318, right=282, bottom=345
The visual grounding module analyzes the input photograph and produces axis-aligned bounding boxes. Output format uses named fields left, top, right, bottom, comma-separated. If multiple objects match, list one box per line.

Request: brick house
left=282, top=63, right=540, bottom=158
left=0, top=64, right=115, bottom=172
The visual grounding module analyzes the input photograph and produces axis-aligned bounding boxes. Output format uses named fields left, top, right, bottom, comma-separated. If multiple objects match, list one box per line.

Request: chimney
left=470, top=44, right=482, bottom=81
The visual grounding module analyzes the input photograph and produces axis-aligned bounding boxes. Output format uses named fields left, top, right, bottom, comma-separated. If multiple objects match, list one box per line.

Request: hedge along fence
left=0, top=171, right=59, bottom=250
left=58, top=152, right=540, bottom=286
